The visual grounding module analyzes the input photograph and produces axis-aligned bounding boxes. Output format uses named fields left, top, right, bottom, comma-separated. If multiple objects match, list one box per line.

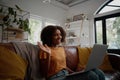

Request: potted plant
left=0, top=4, right=30, bottom=34
left=19, top=18, right=30, bottom=34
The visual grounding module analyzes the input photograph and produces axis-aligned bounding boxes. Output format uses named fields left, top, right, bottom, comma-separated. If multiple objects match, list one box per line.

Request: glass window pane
left=106, top=17, right=120, bottom=49
left=109, top=0, right=120, bottom=6
left=96, top=21, right=103, bottom=44
left=28, top=18, right=42, bottom=44
left=97, top=0, right=120, bottom=14
left=99, top=6, right=119, bottom=14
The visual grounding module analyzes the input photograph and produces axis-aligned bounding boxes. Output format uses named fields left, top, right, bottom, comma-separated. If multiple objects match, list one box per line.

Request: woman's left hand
left=66, top=67, right=75, bottom=73
left=37, top=42, right=51, bottom=55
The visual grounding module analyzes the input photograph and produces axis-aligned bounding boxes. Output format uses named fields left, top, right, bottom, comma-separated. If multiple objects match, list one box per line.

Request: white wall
left=0, top=0, right=68, bottom=25
left=67, top=0, right=106, bottom=46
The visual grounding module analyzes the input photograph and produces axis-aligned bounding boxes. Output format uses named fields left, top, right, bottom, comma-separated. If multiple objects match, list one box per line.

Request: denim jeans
left=48, top=69, right=68, bottom=80
left=48, top=68, right=105, bottom=80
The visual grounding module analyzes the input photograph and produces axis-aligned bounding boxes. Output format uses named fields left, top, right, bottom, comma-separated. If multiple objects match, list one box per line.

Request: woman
left=38, top=25, right=105, bottom=80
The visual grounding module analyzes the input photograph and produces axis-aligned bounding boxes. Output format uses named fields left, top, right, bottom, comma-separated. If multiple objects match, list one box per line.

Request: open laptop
left=66, top=44, right=108, bottom=76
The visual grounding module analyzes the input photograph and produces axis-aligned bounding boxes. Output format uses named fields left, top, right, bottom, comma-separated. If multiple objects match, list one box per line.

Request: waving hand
left=37, top=42, right=51, bottom=54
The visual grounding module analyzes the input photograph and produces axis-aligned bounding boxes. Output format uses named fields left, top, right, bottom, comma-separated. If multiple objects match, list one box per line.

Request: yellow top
left=40, top=47, right=66, bottom=77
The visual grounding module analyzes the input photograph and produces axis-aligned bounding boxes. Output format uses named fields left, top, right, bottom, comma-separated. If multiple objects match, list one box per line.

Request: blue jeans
left=48, top=68, right=105, bottom=80
left=66, top=69, right=105, bottom=80
left=48, top=69, right=68, bottom=80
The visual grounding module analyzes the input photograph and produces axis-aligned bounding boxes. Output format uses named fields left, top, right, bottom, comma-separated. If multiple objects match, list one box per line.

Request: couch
left=0, top=42, right=120, bottom=80
left=64, top=46, right=120, bottom=80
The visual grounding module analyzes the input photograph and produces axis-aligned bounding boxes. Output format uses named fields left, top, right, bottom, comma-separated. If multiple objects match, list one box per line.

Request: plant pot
left=15, top=31, right=28, bottom=40
left=15, top=32, right=23, bottom=39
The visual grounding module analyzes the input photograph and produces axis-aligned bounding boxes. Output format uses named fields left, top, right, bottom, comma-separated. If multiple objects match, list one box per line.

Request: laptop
left=66, top=44, right=108, bottom=76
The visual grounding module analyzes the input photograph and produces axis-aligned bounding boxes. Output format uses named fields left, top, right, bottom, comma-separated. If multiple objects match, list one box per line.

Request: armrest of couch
left=108, top=53, right=120, bottom=71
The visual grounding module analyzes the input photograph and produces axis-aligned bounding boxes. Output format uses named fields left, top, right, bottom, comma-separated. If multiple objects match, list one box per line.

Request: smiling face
left=41, top=25, right=66, bottom=47
left=52, top=29, right=62, bottom=46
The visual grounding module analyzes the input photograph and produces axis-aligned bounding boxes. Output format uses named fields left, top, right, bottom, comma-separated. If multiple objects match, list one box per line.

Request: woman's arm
left=38, top=42, right=51, bottom=77
left=66, top=66, right=85, bottom=73
left=66, top=67, right=74, bottom=73
left=39, top=52, right=50, bottom=77
left=76, top=66, right=85, bottom=72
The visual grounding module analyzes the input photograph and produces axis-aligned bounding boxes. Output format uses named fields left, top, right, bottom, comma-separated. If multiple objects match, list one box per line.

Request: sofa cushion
left=77, top=47, right=91, bottom=69
left=0, top=46, right=27, bottom=79
left=77, top=47, right=114, bottom=72
left=99, top=54, right=114, bottom=72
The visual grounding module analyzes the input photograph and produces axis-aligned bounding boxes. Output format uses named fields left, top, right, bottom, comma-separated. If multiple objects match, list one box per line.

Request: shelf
left=66, top=36, right=78, bottom=39
left=4, top=27, right=24, bottom=32
left=69, top=20, right=82, bottom=25
left=0, top=4, right=30, bottom=43
left=65, top=21, right=81, bottom=46
left=1, top=27, right=28, bottom=43
left=66, top=27, right=80, bottom=31
left=64, top=20, right=89, bottom=46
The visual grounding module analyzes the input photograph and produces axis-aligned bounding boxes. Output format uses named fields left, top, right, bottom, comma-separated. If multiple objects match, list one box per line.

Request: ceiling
left=55, top=0, right=89, bottom=7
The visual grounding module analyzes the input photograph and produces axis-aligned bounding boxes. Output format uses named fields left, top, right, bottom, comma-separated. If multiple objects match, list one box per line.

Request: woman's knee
left=92, top=69, right=105, bottom=80
left=87, top=71, right=99, bottom=80
left=65, top=71, right=99, bottom=80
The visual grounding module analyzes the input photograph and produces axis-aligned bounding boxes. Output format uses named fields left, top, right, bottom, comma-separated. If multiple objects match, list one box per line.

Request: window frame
left=95, top=0, right=112, bottom=14
left=94, top=12, right=120, bottom=54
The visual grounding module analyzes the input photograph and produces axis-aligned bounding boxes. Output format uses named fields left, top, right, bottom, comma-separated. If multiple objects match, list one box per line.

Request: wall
left=0, top=0, right=107, bottom=46
left=67, top=0, right=107, bottom=46
left=0, top=0, right=68, bottom=25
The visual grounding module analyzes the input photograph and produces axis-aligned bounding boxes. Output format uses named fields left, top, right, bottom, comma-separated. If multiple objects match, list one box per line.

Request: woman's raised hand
left=37, top=42, right=51, bottom=54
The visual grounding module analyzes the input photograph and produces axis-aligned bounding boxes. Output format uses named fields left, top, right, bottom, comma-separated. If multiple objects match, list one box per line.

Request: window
left=28, top=15, right=42, bottom=44
left=94, top=0, right=120, bottom=54
left=97, top=0, right=120, bottom=14
left=95, top=20, right=103, bottom=44
left=28, top=14, right=59, bottom=44
left=106, top=17, right=120, bottom=49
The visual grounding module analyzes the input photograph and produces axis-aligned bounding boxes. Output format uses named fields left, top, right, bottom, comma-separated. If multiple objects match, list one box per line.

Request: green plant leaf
left=3, top=15, right=9, bottom=22
left=15, top=5, right=22, bottom=12
left=8, top=7, right=14, bottom=15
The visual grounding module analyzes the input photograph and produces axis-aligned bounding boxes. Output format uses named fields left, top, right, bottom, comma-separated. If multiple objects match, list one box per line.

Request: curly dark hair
left=40, top=25, right=66, bottom=46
